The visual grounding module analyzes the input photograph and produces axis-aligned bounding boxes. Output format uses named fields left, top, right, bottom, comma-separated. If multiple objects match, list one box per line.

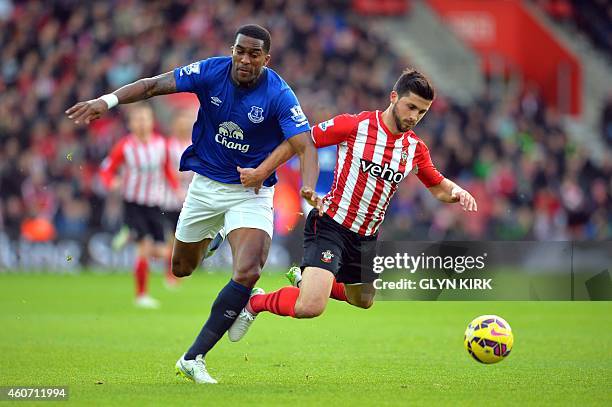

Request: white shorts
left=175, top=174, right=274, bottom=243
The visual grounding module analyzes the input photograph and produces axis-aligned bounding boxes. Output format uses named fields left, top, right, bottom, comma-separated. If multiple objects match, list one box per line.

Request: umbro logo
left=210, top=96, right=222, bottom=106
left=224, top=310, right=238, bottom=319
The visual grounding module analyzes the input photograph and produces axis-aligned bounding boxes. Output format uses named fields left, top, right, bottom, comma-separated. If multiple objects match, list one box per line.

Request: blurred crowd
left=0, top=0, right=610, bottom=245
left=533, top=0, right=612, bottom=55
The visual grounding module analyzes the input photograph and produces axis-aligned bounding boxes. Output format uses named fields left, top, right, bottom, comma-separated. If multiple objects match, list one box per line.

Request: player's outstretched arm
left=428, top=178, right=477, bottom=212
left=65, top=71, right=177, bottom=125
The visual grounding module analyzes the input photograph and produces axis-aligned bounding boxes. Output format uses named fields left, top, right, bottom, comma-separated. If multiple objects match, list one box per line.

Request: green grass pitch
left=1, top=271, right=610, bottom=406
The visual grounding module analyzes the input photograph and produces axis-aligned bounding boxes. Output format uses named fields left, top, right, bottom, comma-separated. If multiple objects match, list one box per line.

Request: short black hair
left=235, top=24, right=271, bottom=53
left=393, top=69, right=435, bottom=101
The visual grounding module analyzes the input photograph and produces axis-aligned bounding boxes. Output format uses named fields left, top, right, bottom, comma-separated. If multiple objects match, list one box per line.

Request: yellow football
left=464, top=315, right=514, bottom=364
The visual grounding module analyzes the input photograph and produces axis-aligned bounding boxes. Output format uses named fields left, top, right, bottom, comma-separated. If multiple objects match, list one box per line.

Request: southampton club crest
left=400, top=150, right=409, bottom=165
left=321, top=250, right=335, bottom=264
left=247, top=106, right=264, bottom=123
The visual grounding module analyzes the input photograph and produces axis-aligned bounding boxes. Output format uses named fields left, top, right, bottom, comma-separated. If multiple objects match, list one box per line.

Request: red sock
left=249, top=286, right=300, bottom=317
left=330, top=279, right=348, bottom=302
left=135, top=257, right=149, bottom=296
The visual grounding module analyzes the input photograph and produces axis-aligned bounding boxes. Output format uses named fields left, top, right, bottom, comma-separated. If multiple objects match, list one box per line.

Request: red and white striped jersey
left=99, top=133, right=179, bottom=207
left=313, top=110, right=444, bottom=236
left=160, top=136, right=192, bottom=211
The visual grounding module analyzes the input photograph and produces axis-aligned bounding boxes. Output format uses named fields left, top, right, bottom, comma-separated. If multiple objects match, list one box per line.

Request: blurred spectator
left=602, top=92, right=612, bottom=148
left=534, top=0, right=574, bottom=23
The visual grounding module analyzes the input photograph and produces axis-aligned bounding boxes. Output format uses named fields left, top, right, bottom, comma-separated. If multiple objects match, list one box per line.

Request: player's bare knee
left=346, top=292, right=374, bottom=309
left=354, top=298, right=374, bottom=309
left=171, top=257, right=194, bottom=278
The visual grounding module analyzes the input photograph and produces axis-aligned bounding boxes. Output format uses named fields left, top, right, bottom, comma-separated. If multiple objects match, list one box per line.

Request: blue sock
left=184, top=279, right=251, bottom=360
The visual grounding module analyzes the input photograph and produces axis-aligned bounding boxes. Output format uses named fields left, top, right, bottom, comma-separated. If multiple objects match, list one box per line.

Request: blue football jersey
left=173, top=56, right=310, bottom=186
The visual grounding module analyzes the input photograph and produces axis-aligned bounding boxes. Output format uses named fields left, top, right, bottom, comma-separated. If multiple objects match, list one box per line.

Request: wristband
left=100, top=94, right=119, bottom=109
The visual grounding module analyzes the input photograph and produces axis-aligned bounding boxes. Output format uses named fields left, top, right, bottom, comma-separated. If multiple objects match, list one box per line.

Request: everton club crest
left=247, top=106, right=264, bottom=123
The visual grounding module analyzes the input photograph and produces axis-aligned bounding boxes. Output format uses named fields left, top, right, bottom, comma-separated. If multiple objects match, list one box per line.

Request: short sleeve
left=275, top=88, right=310, bottom=139
left=173, top=59, right=210, bottom=93
left=312, top=114, right=358, bottom=147
left=414, top=141, right=444, bottom=187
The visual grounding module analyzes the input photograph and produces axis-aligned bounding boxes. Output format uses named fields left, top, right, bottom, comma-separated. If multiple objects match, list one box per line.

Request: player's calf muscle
left=294, top=298, right=327, bottom=318
left=229, top=230, right=270, bottom=287
left=294, top=267, right=334, bottom=318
